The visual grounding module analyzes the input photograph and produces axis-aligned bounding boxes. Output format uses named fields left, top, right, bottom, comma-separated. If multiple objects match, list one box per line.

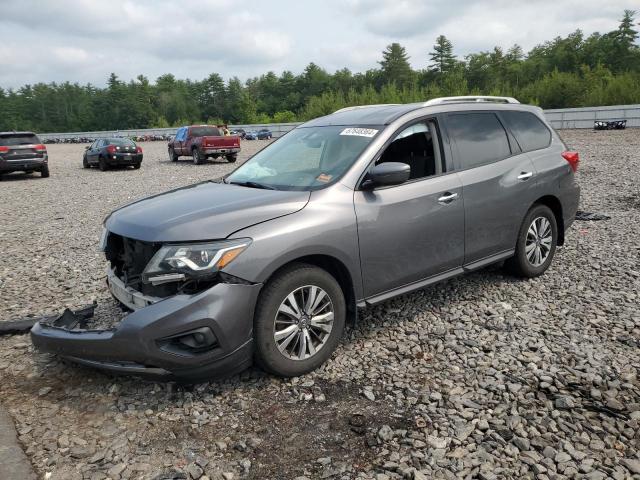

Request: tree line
left=1, top=10, right=638, bottom=133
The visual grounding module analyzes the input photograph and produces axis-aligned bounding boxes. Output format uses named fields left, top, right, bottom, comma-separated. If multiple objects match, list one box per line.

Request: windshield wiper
left=228, top=181, right=276, bottom=190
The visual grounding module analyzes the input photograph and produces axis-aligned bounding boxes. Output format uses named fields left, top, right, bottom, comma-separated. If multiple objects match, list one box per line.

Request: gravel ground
left=0, top=130, right=639, bottom=480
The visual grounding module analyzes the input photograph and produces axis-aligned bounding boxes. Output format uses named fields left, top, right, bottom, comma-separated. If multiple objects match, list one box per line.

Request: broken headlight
left=142, top=239, right=251, bottom=286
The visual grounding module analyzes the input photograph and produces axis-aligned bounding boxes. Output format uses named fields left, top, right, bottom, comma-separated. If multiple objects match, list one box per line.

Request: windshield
left=226, top=125, right=379, bottom=190
left=191, top=126, right=222, bottom=137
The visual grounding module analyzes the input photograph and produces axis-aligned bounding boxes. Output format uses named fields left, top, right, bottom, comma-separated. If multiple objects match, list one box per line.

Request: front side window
left=447, top=113, right=511, bottom=169
left=226, top=125, right=379, bottom=190
left=376, top=121, right=441, bottom=180
left=501, top=111, right=551, bottom=152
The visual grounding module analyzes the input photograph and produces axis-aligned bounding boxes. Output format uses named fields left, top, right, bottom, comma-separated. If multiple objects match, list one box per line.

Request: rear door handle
left=438, top=192, right=458, bottom=204
left=517, top=171, right=533, bottom=180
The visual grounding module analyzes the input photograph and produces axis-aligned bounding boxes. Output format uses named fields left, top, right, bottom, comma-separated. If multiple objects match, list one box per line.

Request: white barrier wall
left=37, top=105, right=639, bottom=140
left=544, top=104, right=640, bottom=129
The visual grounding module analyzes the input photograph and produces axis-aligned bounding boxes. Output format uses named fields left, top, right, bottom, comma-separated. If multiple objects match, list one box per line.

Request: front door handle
left=517, top=171, right=533, bottom=181
left=438, top=192, right=458, bottom=204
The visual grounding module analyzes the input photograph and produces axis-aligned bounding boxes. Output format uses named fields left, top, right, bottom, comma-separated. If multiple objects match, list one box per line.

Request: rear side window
left=501, top=111, right=551, bottom=152
left=447, top=113, right=511, bottom=169
left=0, top=133, right=40, bottom=146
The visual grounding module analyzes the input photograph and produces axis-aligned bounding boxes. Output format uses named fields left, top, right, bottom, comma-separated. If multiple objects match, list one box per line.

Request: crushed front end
left=31, top=231, right=262, bottom=381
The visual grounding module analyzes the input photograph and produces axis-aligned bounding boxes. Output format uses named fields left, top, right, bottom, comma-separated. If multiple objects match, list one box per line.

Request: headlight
left=142, top=239, right=251, bottom=285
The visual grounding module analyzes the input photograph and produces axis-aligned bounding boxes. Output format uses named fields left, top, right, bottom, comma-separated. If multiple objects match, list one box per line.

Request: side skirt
left=362, top=250, right=514, bottom=306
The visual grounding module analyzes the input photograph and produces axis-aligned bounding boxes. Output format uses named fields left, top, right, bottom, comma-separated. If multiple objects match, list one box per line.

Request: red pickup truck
left=168, top=125, right=241, bottom=164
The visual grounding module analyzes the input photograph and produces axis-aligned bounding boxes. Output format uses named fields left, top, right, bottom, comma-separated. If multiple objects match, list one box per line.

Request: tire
left=192, top=148, right=202, bottom=165
left=82, top=155, right=89, bottom=169
left=254, top=263, right=346, bottom=377
left=40, top=165, right=50, bottom=178
left=169, top=147, right=178, bottom=162
left=226, top=154, right=237, bottom=163
left=98, top=157, right=108, bottom=171
left=133, top=162, right=141, bottom=169
left=505, top=204, right=558, bottom=278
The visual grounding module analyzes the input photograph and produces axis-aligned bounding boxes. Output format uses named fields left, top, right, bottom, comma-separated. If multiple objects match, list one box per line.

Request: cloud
left=0, top=0, right=635, bottom=88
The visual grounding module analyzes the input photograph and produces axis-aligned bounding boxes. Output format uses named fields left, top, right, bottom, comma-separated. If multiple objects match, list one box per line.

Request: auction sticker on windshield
left=339, top=128, right=378, bottom=137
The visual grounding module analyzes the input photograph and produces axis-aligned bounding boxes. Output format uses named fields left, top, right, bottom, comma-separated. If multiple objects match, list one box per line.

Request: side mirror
left=361, top=162, right=410, bottom=189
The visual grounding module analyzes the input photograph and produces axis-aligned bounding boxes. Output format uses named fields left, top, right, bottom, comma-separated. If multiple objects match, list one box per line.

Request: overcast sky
left=0, top=0, right=635, bottom=89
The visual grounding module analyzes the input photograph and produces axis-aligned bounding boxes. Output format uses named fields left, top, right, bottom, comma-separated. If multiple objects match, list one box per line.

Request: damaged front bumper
left=30, top=280, right=263, bottom=382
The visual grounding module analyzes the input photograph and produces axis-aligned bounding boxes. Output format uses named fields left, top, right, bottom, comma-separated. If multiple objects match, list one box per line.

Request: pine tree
left=429, top=35, right=457, bottom=73
left=379, top=43, right=413, bottom=87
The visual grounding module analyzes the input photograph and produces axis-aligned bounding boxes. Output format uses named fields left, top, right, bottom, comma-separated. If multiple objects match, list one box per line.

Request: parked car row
left=44, top=134, right=173, bottom=144
left=245, top=129, right=273, bottom=140
left=41, top=129, right=274, bottom=145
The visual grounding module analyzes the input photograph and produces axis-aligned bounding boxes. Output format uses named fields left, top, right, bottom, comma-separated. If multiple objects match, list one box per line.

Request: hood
left=105, top=181, right=310, bottom=242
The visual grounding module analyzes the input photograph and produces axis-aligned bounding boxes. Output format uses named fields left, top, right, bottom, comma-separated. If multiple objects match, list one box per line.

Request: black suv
left=0, top=131, right=49, bottom=178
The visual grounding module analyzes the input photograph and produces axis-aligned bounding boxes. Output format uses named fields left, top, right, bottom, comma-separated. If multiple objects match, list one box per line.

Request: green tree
left=379, top=43, right=414, bottom=87
left=429, top=35, right=457, bottom=73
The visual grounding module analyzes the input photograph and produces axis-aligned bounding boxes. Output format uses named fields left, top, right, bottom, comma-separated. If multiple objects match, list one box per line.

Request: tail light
left=0, top=146, right=8, bottom=153
left=106, top=145, right=116, bottom=154
left=562, top=151, right=579, bottom=172
left=136, top=146, right=142, bottom=153
left=34, top=144, right=47, bottom=152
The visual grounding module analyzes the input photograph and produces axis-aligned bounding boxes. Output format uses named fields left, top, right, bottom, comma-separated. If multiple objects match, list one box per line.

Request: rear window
left=0, top=134, right=40, bottom=146
left=191, top=127, right=222, bottom=137
left=106, top=138, right=135, bottom=146
left=501, top=111, right=551, bottom=152
left=447, top=113, right=511, bottom=169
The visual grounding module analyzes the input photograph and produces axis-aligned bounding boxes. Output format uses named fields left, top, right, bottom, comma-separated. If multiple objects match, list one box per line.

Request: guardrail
left=544, top=104, right=640, bottom=129
left=36, top=104, right=639, bottom=140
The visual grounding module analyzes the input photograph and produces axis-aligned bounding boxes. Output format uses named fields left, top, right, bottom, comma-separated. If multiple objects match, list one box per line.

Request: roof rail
left=333, top=103, right=400, bottom=114
left=423, top=96, right=520, bottom=106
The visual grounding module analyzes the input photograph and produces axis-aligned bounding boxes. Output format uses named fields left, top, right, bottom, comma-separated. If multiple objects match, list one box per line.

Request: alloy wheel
left=273, top=285, right=334, bottom=361
left=525, top=216, right=553, bottom=267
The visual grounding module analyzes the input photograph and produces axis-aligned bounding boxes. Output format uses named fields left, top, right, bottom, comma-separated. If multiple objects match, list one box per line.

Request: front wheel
left=505, top=204, right=558, bottom=278
left=168, top=147, right=178, bottom=162
left=82, top=155, right=89, bottom=168
left=254, top=264, right=346, bottom=377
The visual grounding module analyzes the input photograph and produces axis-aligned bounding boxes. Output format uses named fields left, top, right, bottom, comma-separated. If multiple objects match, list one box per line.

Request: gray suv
left=0, top=131, right=49, bottom=178
left=31, top=96, right=580, bottom=381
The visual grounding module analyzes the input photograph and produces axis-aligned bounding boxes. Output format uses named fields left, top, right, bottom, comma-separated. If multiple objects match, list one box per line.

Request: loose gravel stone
left=1, top=130, right=640, bottom=478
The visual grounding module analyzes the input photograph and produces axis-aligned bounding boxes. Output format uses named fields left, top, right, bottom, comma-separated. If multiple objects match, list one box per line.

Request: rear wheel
left=226, top=154, right=237, bottom=163
left=254, top=263, right=346, bottom=377
left=133, top=162, right=141, bottom=169
left=168, top=147, right=178, bottom=162
left=192, top=148, right=202, bottom=165
left=40, top=165, right=50, bottom=178
left=98, top=157, right=108, bottom=171
left=505, top=204, right=557, bottom=278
